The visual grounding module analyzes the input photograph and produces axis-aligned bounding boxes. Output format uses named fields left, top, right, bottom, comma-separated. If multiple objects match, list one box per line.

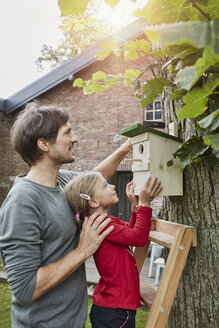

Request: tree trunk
left=160, top=91, right=219, bottom=328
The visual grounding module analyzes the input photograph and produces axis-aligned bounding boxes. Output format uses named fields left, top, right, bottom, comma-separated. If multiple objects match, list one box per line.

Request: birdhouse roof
left=121, top=124, right=183, bottom=143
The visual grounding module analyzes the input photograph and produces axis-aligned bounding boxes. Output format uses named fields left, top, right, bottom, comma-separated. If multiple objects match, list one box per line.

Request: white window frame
left=144, top=96, right=162, bottom=122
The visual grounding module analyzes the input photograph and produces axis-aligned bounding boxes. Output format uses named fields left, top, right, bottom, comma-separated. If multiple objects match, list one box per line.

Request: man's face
left=48, top=122, right=78, bottom=165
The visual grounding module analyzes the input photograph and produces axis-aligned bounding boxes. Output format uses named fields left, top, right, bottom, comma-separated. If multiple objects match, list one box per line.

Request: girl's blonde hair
left=64, top=171, right=101, bottom=216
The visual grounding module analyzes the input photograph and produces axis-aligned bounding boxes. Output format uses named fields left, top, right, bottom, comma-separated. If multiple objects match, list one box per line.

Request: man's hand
left=120, top=138, right=133, bottom=154
left=78, top=213, right=114, bottom=259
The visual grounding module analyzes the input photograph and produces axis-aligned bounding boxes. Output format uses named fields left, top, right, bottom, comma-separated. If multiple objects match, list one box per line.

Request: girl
left=64, top=172, right=161, bottom=328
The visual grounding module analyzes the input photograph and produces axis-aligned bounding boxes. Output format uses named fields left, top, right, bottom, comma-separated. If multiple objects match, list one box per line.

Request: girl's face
left=92, top=174, right=119, bottom=210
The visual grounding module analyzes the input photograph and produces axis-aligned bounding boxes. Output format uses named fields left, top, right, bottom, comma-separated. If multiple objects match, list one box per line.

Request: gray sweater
left=0, top=170, right=87, bottom=328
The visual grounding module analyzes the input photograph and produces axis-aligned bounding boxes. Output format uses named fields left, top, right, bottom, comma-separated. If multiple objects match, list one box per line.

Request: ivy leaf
left=177, top=76, right=219, bottom=120
left=58, top=0, right=89, bottom=17
left=83, top=80, right=93, bottom=95
left=96, top=50, right=112, bottom=61
left=105, top=80, right=121, bottom=89
left=92, top=71, right=107, bottom=81
left=123, top=40, right=151, bottom=60
left=104, top=0, right=120, bottom=8
left=203, top=133, right=219, bottom=148
left=198, top=109, right=219, bottom=130
left=73, top=78, right=84, bottom=87
left=96, top=40, right=120, bottom=61
left=92, top=81, right=106, bottom=93
left=141, top=78, right=173, bottom=108
left=124, top=69, right=142, bottom=87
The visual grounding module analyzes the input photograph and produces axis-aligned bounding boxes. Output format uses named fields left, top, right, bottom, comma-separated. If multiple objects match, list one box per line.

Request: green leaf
left=173, top=135, right=210, bottom=169
left=141, top=78, right=173, bottom=108
left=149, top=47, right=167, bottom=58
left=123, top=40, right=151, bottom=60
left=96, top=40, right=119, bottom=61
left=198, top=0, right=219, bottom=20
left=96, top=50, right=112, bottom=61
left=172, top=89, right=186, bottom=99
left=175, top=46, right=219, bottom=91
left=145, top=30, right=160, bottom=45
left=124, top=69, right=142, bottom=87
left=177, top=76, right=219, bottom=120
left=83, top=80, right=93, bottom=95
left=167, top=44, right=200, bottom=60
left=174, top=66, right=198, bottom=90
left=92, top=81, right=106, bottom=93
left=92, top=71, right=107, bottom=81
left=60, top=16, right=75, bottom=32
left=58, top=0, right=89, bottom=17
left=104, top=0, right=120, bottom=8
left=105, top=80, right=121, bottom=89
left=198, top=109, right=219, bottom=129
left=145, top=19, right=219, bottom=54
left=133, top=0, right=187, bottom=24
left=179, top=2, right=199, bottom=21
left=203, top=133, right=219, bottom=148
left=73, top=78, right=83, bottom=87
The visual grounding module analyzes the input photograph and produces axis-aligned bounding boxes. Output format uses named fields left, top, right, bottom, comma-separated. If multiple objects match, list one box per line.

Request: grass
left=0, top=282, right=148, bottom=328
left=0, top=283, right=11, bottom=328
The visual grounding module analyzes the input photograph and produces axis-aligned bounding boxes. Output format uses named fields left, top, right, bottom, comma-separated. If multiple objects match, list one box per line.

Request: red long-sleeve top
left=92, top=206, right=152, bottom=310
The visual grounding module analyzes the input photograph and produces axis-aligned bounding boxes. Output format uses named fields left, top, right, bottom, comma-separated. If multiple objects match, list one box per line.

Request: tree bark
left=160, top=90, right=219, bottom=328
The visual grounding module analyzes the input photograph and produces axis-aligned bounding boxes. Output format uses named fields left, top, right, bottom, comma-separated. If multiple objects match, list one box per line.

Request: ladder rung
left=140, top=280, right=156, bottom=309
left=149, top=231, right=175, bottom=248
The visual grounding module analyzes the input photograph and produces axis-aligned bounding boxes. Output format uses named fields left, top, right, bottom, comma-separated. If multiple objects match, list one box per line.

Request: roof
left=121, top=123, right=183, bottom=143
left=0, top=19, right=146, bottom=115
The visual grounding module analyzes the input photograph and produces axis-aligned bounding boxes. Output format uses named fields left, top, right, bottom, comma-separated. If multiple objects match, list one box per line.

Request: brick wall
left=0, top=53, right=155, bottom=205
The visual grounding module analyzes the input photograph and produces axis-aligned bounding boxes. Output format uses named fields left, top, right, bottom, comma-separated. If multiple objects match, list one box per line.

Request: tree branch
left=191, top=0, right=211, bottom=21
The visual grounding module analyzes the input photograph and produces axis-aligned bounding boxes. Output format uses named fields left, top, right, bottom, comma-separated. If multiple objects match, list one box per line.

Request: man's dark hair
left=11, top=101, right=69, bottom=166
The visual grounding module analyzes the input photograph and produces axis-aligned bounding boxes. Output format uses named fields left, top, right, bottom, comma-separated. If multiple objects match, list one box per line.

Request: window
left=144, top=96, right=162, bottom=121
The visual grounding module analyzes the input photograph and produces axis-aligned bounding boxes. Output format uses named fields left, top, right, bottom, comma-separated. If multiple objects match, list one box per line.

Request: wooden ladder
left=134, top=219, right=197, bottom=328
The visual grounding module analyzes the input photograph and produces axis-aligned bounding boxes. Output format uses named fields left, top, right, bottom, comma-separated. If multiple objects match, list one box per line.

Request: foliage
left=58, top=0, right=219, bottom=170
left=0, top=283, right=11, bottom=328
left=36, top=0, right=112, bottom=71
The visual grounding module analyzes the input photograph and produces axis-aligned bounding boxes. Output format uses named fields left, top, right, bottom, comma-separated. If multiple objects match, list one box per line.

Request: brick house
left=0, top=20, right=162, bottom=219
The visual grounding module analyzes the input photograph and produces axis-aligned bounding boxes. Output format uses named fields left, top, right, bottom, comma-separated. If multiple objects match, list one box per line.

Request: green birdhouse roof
left=120, top=124, right=183, bottom=143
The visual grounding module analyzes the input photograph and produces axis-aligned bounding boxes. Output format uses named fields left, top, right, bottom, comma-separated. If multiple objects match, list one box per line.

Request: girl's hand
left=126, top=180, right=138, bottom=211
left=139, top=177, right=162, bottom=207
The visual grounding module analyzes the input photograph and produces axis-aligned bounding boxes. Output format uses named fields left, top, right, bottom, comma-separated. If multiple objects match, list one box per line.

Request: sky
left=0, top=0, right=146, bottom=99
left=0, top=0, right=62, bottom=98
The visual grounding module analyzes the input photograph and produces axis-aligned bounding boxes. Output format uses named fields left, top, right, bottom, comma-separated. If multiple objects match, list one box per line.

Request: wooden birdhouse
left=121, top=124, right=183, bottom=196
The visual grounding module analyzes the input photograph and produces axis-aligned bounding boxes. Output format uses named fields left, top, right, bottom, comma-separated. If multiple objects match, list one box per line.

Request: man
left=0, top=101, right=132, bottom=328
